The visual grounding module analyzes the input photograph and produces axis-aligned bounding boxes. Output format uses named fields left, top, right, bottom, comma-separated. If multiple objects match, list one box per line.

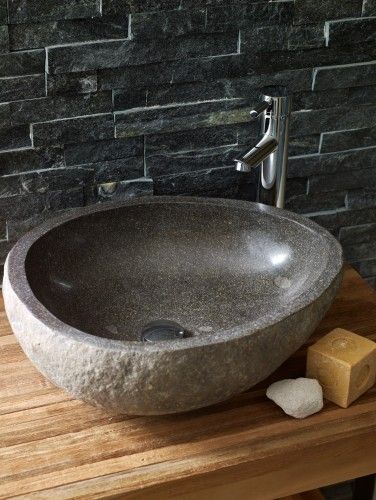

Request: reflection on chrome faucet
left=234, top=87, right=291, bottom=209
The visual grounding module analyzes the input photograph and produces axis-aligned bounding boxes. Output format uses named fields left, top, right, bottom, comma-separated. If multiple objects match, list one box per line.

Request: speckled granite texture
left=3, top=197, right=343, bottom=414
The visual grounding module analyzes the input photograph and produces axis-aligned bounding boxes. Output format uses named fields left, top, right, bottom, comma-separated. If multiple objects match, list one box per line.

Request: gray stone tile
left=64, top=137, right=144, bottom=166
left=154, top=165, right=258, bottom=199
left=0, top=0, right=7, bottom=24
left=313, top=61, right=376, bottom=90
left=8, top=0, right=101, bottom=24
left=146, top=144, right=244, bottom=177
left=320, top=127, right=376, bottom=154
left=285, top=191, right=346, bottom=214
left=47, top=72, right=97, bottom=96
left=0, top=49, right=45, bottom=77
left=289, top=135, right=321, bottom=156
left=207, top=1, right=294, bottom=31
left=363, top=0, right=376, bottom=16
left=0, top=125, right=31, bottom=152
left=0, top=25, right=8, bottom=53
left=340, top=222, right=376, bottom=245
left=10, top=19, right=129, bottom=50
left=112, top=89, right=147, bottom=111
left=94, top=178, right=153, bottom=203
left=294, top=0, right=363, bottom=24
left=0, top=75, right=45, bottom=104
left=32, top=114, right=115, bottom=147
left=145, top=125, right=242, bottom=155
left=130, top=9, right=206, bottom=39
left=288, top=148, right=376, bottom=178
left=309, top=167, right=376, bottom=194
left=115, top=100, right=250, bottom=138
left=10, top=92, right=113, bottom=126
left=352, top=258, right=376, bottom=278
left=102, top=0, right=180, bottom=16
left=47, top=34, right=239, bottom=74
left=326, top=17, right=376, bottom=47
left=290, top=104, right=376, bottom=137
left=0, top=147, right=64, bottom=176
left=346, top=188, right=376, bottom=209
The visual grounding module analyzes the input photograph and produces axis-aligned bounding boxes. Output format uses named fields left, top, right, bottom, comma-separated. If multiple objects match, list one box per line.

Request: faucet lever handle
left=249, top=100, right=271, bottom=119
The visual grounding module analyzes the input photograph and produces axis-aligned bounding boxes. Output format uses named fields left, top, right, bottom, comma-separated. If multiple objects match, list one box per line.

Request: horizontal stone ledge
left=46, top=34, right=239, bottom=74
left=313, top=60, right=376, bottom=91
left=8, top=0, right=101, bottom=24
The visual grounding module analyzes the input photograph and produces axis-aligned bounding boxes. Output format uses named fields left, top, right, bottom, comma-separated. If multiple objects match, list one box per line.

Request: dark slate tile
left=346, top=188, right=376, bottom=209
left=99, top=54, right=248, bottom=91
left=363, top=0, right=376, bottom=15
left=294, top=0, right=363, bottom=24
left=0, top=75, right=45, bottom=104
left=348, top=85, right=376, bottom=106
left=309, top=167, right=376, bottom=194
left=365, top=276, right=376, bottom=288
left=94, top=178, right=153, bottom=202
left=0, top=103, right=10, bottom=127
left=86, top=157, right=144, bottom=184
left=112, top=89, right=147, bottom=111
left=146, top=144, right=244, bottom=177
left=288, top=148, right=376, bottom=178
left=147, top=79, right=258, bottom=107
left=320, top=127, right=376, bottom=154
left=288, top=135, right=320, bottom=156
left=340, top=222, right=376, bottom=245
left=8, top=0, right=101, bottom=24
left=32, top=114, right=114, bottom=147
left=248, top=45, right=376, bottom=73
left=0, top=0, right=7, bottom=24
left=0, top=25, right=8, bottom=53
left=102, top=0, right=180, bottom=16
left=154, top=166, right=258, bottom=200
left=47, top=34, right=239, bottom=74
left=115, top=100, right=250, bottom=138
left=326, top=18, right=376, bottom=47
left=0, top=240, right=13, bottom=262
left=312, top=206, right=376, bottom=233
left=292, top=88, right=349, bottom=111
left=130, top=9, right=206, bottom=39
left=47, top=72, right=97, bottom=96
left=0, top=167, right=92, bottom=197
left=0, top=146, right=64, bottom=176
left=352, top=258, right=376, bottom=278
left=0, top=193, right=46, bottom=219
left=64, top=137, right=144, bottom=166
left=0, top=125, right=31, bottom=152
left=285, top=191, right=346, bottom=214
left=207, top=1, right=294, bottom=31
left=10, top=92, right=113, bottom=126
left=146, top=125, right=242, bottom=155
left=9, top=19, right=129, bottom=50
left=0, top=49, right=45, bottom=77
left=290, top=104, right=376, bottom=137
left=342, top=240, right=376, bottom=262
left=313, top=61, right=376, bottom=91
left=241, top=25, right=324, bottom=54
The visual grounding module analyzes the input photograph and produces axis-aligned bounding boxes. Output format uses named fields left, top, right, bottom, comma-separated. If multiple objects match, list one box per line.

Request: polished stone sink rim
left=5, top=196, right=343, bottom=353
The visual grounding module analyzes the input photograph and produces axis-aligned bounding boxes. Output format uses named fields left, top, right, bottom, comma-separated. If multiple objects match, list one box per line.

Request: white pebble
left=266, top=377, right=323, bottom=419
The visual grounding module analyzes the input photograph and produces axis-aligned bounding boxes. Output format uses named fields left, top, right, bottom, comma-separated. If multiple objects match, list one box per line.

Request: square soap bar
left=306, top=328, right=376, bottom=408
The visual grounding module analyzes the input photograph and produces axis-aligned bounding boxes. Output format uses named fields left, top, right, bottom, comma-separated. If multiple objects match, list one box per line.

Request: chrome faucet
left=234, top=89, right=291, bottom=209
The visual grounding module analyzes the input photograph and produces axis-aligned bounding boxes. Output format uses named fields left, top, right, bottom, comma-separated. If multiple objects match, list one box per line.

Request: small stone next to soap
left=266, top=378, right=323, bottom=419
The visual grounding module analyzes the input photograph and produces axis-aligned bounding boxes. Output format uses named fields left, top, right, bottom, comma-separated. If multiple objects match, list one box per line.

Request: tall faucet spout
left=234, top=135, right=278, bottom=172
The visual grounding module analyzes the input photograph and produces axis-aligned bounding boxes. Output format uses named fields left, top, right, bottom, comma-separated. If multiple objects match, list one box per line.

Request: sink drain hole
left=141, top=320, right=188, bottom=343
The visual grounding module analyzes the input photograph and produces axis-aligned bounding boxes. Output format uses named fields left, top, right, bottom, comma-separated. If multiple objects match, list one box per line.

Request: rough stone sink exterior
left=3, top=197, right=343, bottom=415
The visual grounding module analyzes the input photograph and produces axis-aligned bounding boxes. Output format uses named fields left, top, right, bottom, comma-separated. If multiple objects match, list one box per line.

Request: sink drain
left=141, top=320, right=187, bottom=343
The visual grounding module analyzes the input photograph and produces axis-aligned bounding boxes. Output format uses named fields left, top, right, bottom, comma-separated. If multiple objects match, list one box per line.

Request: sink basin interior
left=25, top=200, right=331, bottom=342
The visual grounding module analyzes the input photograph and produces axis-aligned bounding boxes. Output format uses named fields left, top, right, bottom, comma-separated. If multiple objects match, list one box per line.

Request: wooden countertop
left=1, top=266, right=376, bottom=499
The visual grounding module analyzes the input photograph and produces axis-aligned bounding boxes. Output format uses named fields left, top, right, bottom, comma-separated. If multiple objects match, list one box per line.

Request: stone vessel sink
left=3, top=197, right=343, bottom=415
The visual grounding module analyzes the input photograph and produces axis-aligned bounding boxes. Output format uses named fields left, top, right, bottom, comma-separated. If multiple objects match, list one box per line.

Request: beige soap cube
left=306, top=328, right=376, bottom=408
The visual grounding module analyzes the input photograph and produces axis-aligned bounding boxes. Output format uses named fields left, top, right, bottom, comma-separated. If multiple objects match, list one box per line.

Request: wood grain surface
left=1, top=266, right=376, bottom=499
